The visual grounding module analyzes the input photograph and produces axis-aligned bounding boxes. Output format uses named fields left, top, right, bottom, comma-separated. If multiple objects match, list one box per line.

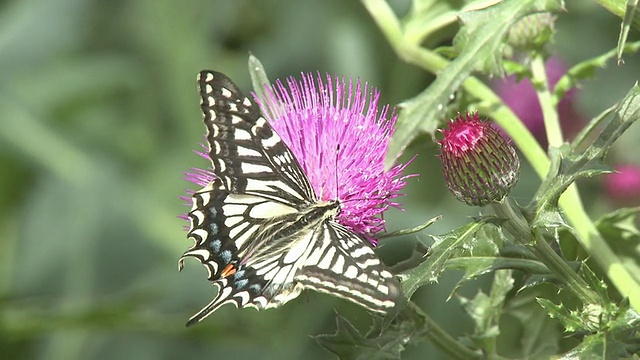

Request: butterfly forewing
left=181, top=70, right=401, bottom=325
left=198, top=71, right=315, bottom=205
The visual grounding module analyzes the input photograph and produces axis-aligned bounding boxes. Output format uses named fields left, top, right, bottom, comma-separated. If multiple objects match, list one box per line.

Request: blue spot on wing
left=233, top=269, right=245, bottom=279
left=220, top=250, right=232, bottom=264
left=210, top=239, right=222, bottom=253
left=249, top=284, right=262, bottom=293
left=208, top=222, right=219, bottom=235
left=234, top=279, right=249, bottom=289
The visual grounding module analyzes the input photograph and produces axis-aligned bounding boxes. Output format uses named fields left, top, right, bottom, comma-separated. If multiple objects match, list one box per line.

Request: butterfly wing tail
left=185, top=278, right=269, bottom=326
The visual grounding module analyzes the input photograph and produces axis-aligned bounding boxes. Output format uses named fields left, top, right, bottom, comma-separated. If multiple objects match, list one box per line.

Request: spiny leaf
left=558, top=304, right=640, bottom=360
left=314, top=313, right=414, bottom=360
left=400, top=220, right=494, bottom=299
left=537, top=298, right=583, bottom=333
left=530, top=84, right=640, bottom=230
left=577, top=263, right=610, bottom=304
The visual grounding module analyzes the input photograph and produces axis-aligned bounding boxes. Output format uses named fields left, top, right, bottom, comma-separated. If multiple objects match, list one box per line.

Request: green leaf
left=314, top=314, right=406, bottom=360
left=458, top=270, right=514, bottom=352
left=558, top=303, right=640, bottom=360
left=578, top=263, right=611, bottom=304
left=247, top=54, right=281, bottom=122
left=530, top=84, right=640, bottom=230
left=559, top=334, right=631, bottom=360
left=615, top=0, right=638, bottom=62
left=390, top=241, right=430, bottom=274
left=441, top=224, right=504, bottom=296
left=595, top=207, right=640, bottom=285
left=378, top=215, right=440, bottom=240
left=400, top=220, right=494, bottom=299
left=248, top=54, right=272, bottom=101
left=553, top=40, right=640, bottom=105
left=538, top=295, right=640, bottom=358
left=385, top=0, right=564, bottom=168
left=506, top=290, right=562, bottom=358
left=519, top=259, right=582, bottom=291
left=537, top=298, right=583, bottom=333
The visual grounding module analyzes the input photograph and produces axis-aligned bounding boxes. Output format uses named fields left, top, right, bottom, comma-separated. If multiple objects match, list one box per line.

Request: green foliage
left=529, top=85, right=640, bottom=230
left=458, top=270, right=514, bottom=353
left=3, top=0, right=640, bottom=359
left=596, top=207, right=640, bottom=285
left=401, top=219, right=497, bottom=299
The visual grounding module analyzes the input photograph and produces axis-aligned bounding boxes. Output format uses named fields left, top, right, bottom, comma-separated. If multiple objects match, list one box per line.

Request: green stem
left=490, top=200, right=601, bottom=305
left=405, top=302, right=482, bottom=360
left=363, top=0, right=640, bottom=311
left=530, top=53, right=563, bottom=148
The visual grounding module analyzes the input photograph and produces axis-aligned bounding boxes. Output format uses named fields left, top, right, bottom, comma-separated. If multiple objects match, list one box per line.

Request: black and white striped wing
left=296, top=222, right=401, bottom=314
left=198, top=70, right=315, bottom=206
left=181, top=177, right=312, bottom=325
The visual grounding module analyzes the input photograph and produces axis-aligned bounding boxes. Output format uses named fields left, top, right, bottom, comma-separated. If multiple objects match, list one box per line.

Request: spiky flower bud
left=438, top=112, right=520, bottom=206
left=507, top=13, right=556, bottom=51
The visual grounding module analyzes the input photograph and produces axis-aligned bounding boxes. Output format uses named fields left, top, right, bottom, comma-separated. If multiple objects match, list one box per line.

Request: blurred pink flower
left=604, top=164, right=640, bottom=205
left=494, top=57, right=584, bottom=147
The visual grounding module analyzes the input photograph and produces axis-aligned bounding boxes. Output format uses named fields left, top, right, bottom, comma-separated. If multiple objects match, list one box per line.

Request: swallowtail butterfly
left=179, top=70, right=401, bottom=325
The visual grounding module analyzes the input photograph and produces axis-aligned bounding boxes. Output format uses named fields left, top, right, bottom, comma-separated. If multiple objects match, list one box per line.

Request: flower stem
left=530, top=53, right=563, bottom=148
left=405, top=302, right=483, bottom=360
left=490, top=199, right=601, bottom=306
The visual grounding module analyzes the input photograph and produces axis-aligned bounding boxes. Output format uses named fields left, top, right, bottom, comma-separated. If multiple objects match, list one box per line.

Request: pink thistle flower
left=183, top=73, right=413, bottom=243
left=604, top=164, right=640, bottom=206
left=438, top=112, right=520, bottom=206
left=257, top=73, right=412, bottom=240
left=494, top=57, right=584, bottom=147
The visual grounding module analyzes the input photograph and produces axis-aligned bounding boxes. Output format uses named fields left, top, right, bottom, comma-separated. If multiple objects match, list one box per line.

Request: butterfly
left=179, top=70, right=401, bottom=325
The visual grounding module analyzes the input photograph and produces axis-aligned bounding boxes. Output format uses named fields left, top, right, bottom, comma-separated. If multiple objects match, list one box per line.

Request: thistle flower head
left=438, top=112, right=520, bottom=206
left=257, top=73, right=412, bottom=240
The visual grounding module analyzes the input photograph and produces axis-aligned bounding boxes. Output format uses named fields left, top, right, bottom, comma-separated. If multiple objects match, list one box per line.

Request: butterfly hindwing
left=198, top=71, right=315, bottom=206
left=180, top=178, right=307, bottom=324
left=295, top=222, right=401, bottom=314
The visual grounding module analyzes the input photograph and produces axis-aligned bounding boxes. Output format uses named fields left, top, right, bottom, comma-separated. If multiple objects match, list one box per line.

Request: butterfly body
left=180, top=71, right=400, bottom=325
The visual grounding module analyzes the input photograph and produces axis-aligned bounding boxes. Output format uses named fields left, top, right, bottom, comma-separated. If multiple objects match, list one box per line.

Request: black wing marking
left=180, top=178, right=309, bottom=324
left=198, top=71, right=315, bottom=206
left=295, top=221, right=401, bottom=314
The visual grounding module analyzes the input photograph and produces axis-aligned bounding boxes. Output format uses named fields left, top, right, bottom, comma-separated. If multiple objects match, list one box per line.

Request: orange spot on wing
left=220, top=263, right=237, bottom=278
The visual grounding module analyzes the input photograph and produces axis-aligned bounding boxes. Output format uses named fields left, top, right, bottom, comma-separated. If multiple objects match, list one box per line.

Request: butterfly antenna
left=335, top=144, right=340, bottom=201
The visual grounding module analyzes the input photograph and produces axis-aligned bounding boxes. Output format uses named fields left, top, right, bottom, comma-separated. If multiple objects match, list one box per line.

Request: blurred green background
left=1, top=1, right=639, bottom=359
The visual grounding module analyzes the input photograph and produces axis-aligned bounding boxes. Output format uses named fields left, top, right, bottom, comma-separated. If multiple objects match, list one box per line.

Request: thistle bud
left=438, top=112, right=520, bottom=206
left=507, top=13, right=556, bottom=51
